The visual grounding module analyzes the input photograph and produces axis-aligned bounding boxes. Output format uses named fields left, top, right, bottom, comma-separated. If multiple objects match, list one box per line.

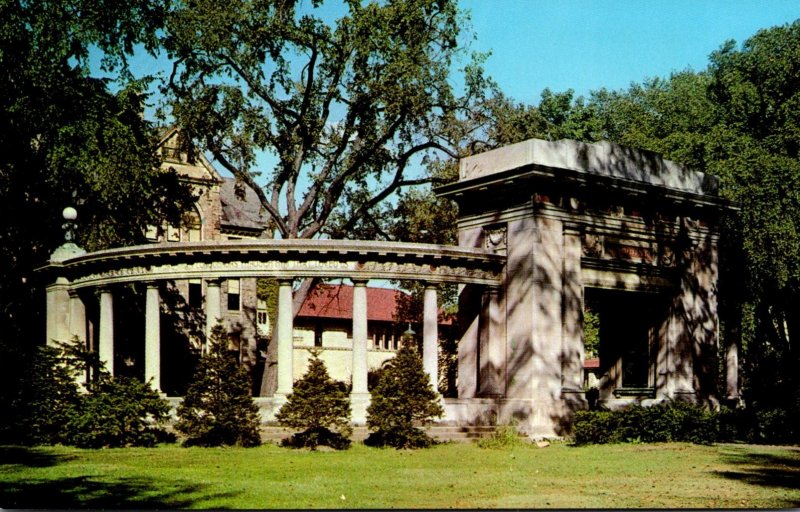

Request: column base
left=350, top=392, right=371, bottom=425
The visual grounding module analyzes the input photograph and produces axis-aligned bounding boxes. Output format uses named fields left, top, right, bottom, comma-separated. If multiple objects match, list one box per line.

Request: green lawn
left=1, top=441, right=798, bottom=508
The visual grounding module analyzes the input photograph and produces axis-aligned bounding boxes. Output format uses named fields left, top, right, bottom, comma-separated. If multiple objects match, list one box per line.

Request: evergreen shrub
left=8, top=337, right=172, bottom=447
left=572, top=401, right=719, bottom=445
left=65, top=374, right=172, bottom=448
left=275, top=349, right=352, bottom=450
left=175, top=324, right=262, bottom=447
left=365, top=340, right=443, bottom=449
left=8, top=344, right=83, bottom=445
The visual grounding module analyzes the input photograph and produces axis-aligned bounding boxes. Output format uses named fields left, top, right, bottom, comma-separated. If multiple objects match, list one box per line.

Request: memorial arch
left=41, top=138, right=734, bottom=438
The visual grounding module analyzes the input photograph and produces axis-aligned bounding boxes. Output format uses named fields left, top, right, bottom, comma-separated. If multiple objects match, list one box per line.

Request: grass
left=1, top=441, right=799, bottom=508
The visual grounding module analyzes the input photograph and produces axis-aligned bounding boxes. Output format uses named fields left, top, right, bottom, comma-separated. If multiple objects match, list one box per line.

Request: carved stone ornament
left=582, top=233, right=603, bottom=258
left=484, top=226, right=507, bottom=251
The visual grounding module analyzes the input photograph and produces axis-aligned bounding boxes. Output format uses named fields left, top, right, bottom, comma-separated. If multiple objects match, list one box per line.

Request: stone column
left=275, top=278, right=294, bottom=397
left=423, top=284, right=439, bottom=393
left=68, top=289, right=87, bottom=344
left=144, top=282, right=161, bottom=392
left=205, top=278, right=222, bottom=347
left=99, top=286, right=114, bottom=376
left=46, top=277, right=71, bottom=346
left=351, top=279, right=369, bottom=423
left=725, top=336, right=739, bottom=401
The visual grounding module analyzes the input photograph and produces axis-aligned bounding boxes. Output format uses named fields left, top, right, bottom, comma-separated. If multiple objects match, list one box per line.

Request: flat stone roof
left=458, top=138, right=718, bottom=196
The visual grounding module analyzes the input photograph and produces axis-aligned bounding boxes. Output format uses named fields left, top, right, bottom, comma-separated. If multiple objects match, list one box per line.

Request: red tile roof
left=297, top=284, right=407, bottom=322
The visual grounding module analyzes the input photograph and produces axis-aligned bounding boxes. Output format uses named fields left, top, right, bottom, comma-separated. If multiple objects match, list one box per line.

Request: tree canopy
left=0, top=0, right=194, bottom=441
left=162, top=0, right=485, bottom=240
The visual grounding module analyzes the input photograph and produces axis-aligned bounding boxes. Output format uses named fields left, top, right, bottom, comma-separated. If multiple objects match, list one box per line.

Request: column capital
left=277, top=277, right=294, bottom=286
left=351, top=278, right=368, bottom=287
left=144, top=280, right=160, bottom=289
left=205, top=277, right=223, bottom=286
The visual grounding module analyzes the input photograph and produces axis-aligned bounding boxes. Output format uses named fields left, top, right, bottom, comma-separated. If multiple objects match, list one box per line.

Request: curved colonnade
left=43, top=239, right=506, bottom=421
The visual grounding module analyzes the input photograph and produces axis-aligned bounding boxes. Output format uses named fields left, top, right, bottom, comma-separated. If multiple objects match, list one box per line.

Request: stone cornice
left=437, top=162, right=738, bottom=212
left=40, top=239, right=505, bottom=288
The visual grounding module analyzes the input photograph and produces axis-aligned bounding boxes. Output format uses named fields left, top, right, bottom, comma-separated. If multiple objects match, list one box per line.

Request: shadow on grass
left=0, top=446, right=74, bottom=468
left=714, top=445, right=800, bottom=504
left=0, top=446, right=235, bottom=509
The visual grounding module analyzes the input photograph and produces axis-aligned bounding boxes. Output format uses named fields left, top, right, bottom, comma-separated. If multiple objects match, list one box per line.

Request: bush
left=7, top=337, right=172, bottom=448
left=718, top=406, right=800, bottom=444
left=64, top=374, right=172, bottom=448
left=175, top=324, right=262, bottom=447
left=365, top=340, right=444, bottom=449
left=572, top=401, right=719, bottom=445
left=15, top=344, right=84, bottom=445
left=275, top=349, right=352, bottom=450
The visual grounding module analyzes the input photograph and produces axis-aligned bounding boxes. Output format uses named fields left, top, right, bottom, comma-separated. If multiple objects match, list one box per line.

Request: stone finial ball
left=62, top=206, right=78, bottom=221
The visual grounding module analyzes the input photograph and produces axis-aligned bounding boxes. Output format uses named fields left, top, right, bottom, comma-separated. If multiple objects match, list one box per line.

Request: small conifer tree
left=176, top=323, right=262, bottom=447
left=275, top=348, right=352, bottom=449
left=366, top=338, right=444, bottom=448
left=11, top=337, right=172, bottom=448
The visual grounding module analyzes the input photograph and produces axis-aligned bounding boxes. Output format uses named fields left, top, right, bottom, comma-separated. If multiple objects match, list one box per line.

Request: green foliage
left=256, top=278, right=279, bottom=332
left=275, top=349, right=352, bottom=450
left=366, top=340, right=444, bottom=449
left=718, top=406, right=800, bottom=444
left=65, top=375, right=172, bottom=448
left=1, top=337, right=171, bottom=448
left=476, top=423, right=526, bottom=449
left=0, top=343, right=83, bottom=445
left=175, top=324, right=262, bottom=447
left=582, top=307, right=600, bottom=359
left=572, top=401, right=719, bottom=446
left=0, top=0, right=194, bottom=435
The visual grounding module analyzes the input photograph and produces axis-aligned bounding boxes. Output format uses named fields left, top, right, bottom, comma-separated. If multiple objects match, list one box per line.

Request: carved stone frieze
left=67, top=246, right=502, bottom=289
left=582, top=232, right=677, bottom=268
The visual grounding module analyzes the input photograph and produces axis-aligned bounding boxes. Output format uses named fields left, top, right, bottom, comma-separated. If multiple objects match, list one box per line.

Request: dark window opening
left=189, top=282, right=202, bottom=308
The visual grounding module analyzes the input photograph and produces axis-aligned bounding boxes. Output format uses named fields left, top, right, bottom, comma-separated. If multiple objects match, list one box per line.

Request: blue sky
left=123, top=1, right=800, bottom=115
left=461, top=0, right=800, bottom=103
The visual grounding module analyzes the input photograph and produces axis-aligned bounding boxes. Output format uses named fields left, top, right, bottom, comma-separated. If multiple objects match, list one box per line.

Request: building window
left=227, top=278, right=240, bottom=311
left=145, top=224, right=159, bottom=241
left=186, top=209, right=202, bottom=242
left=167, top=224, right=181, bottom=242
left=162, top=146, right=182, bottom=162
left=314, top=325, right=323, bottom=347
left=189, top=279, right=202, bottom=308
left=256, top=298, right=270, bottom=336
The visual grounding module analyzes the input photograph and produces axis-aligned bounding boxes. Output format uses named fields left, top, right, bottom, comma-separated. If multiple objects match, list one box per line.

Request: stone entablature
left=458, top=138, right=719, bottom=195
left=44, top=239, right=504, bottom=289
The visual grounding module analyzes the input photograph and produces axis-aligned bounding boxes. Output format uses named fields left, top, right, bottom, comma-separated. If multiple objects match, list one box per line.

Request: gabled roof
left=297, top=284, right=407, bottom=322
left=157, top=127, right=222, bottom=184
left=220, top=178, right=270, bottom=234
